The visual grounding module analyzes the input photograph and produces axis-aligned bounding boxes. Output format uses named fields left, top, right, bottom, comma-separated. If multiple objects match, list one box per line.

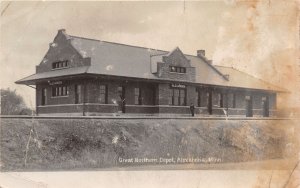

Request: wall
left=186, top=85, right=197, bottom=105
left=156, top=48, right=196, bottom=82
left=36, top=30, right=90, bottom=73
left=269, top=93, right=277, bottom=109
left=157, top=63, right=196, bottom=82
left=86, top=79, right=156, bottom=106
left=36, top=81, right=79, bottom=106
left=36, top=78, right=278, bottom=116
left=38, top=105, right=83, bottom=114
left=157, top=83, right=170, bottom=105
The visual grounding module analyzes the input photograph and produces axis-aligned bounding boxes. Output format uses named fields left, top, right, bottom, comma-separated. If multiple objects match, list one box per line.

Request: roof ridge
left=150, top=52, right=169, bottom=57
left=69, top=35, right=208, bottom=58
left=214, top=65, right=233, bottom=68
left=69, top=34, right=229, bottom=81
left=70, top=35, right=168, bottom=53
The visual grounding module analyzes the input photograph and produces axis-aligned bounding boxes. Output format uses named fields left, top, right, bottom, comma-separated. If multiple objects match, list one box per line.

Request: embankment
left=0, top=117, right=298, bottom=171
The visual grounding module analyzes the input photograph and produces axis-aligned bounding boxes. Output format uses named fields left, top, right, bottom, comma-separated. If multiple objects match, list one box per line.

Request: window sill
left=51, top=67, right=69, bottom=71
left=51, top=95, right=69, bottom=98
left=168, top=105, right=188, bottom=107
left=169, top=72, right=186, bottom=74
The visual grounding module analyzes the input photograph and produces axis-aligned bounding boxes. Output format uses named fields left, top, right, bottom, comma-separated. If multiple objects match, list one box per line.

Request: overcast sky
left=0, top=1, right=298, bottom=108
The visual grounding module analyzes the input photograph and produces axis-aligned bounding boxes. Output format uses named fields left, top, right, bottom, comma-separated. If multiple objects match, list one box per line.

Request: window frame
left=99, top=84, right=108, bottom=104
left=52, top=60, right=69, bottom=70
left=169, top=66, right=186, bottom=73
left=169, top=88, right=186, bottom=106
left=51, top=85, right=69, bottom=97
left=134, top=87, right=142, bottom=105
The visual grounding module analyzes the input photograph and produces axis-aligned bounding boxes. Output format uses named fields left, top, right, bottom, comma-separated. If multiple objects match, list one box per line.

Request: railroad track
left=0, top=115, right=296, bottom=120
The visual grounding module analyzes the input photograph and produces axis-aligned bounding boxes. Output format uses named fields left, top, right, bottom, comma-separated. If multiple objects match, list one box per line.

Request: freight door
left=245, top=96, right=253, bottom=117
left=207, top=91, right=212, bottom=115
left=41, top=88, right=47, bottom=105
left=75, top=85, right=81, bottom=104
left=262, top=96, right=269, bottom=117
left=118, top=86, right=126, bottom=113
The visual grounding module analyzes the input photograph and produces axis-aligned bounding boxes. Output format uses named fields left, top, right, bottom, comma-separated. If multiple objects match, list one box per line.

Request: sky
left=0, top=0, right=299, bottom=109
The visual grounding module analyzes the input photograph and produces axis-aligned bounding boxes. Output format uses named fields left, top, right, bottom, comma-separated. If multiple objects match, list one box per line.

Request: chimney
left=224, top=74, right=230, bottom=80
left=197, top=50, right=205, bottom=57
left=58, top=28, right=66, bottom=33
left=57, top=28, right=72, bottom=40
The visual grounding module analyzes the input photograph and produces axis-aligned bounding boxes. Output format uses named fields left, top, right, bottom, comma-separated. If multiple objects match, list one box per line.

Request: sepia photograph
left=0, top=0, right=299, bottom=187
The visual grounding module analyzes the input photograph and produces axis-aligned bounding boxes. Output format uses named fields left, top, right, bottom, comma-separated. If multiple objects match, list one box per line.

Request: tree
left=0, top=88, right=33, bottom=115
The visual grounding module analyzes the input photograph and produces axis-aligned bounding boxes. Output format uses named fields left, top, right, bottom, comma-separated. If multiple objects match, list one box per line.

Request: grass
left=0, top=118, right=298, bottom=171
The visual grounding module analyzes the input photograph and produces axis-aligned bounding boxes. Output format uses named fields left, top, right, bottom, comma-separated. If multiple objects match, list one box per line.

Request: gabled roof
left=16, top=31, right=285, bottom=92
left=16, top=66, right=89, bottom=85
left=69, top=35, right=232, bottom=83
left=70, top=35, right=167, bottom=79
left=214, top=66, right=286, bottom=92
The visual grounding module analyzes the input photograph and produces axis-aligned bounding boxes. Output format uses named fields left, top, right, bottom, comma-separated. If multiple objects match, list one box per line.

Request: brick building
left=16, top=29, right=284, bottom=116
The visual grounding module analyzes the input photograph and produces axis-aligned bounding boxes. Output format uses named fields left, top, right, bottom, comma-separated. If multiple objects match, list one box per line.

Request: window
left=52, top=86, right=68, bottom=97
left=173, top=89, right=179, bottom=105
left=118, top=86, right=124, bottom=98
left=170, top=66, right=176, bottom=72
left=52, top=60, right=69, bottom=69
left=169, top=88, right=186, bottom=106
left=168, top=89, right=173, bottom=105
left=212, top=92, right=224, bottom=107
left=99, top=85, right=107, bottom=104
left=134, top=88, right=142, bottom=105
left=179, top=89, right=185, bottom=106
left=180, top=67, right=186, bottom=73
left=169, top=66, right=186, bottom=73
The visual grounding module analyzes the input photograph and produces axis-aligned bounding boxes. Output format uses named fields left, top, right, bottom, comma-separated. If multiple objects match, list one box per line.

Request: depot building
left=16, top=29, right=284, bottom=117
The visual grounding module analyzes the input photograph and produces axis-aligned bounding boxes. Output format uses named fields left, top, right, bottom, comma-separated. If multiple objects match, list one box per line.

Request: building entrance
left=245, top=96, right=253, bottom=117
left=118, top=86, right=126, bottom=113
left=207, top=91, right=212, bottom=115
left=41, top=88, right=47, bottom=105
left=262, top=96, right=269, bottom=117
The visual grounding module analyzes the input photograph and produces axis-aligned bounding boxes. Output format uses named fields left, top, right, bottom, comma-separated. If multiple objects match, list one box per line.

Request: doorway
left=118, top=86, right=125, bottom=113
left=207, top=91, right=212, bottom=115
left=245, top=96, right=253, bottom=117
left=75, top=84, right=81, bottom=104
left=41, top=88, right=47, bottom=106
left=262, top=96, right=269, bottom=117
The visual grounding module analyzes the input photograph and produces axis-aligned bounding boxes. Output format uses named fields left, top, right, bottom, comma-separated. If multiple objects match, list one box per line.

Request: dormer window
left=52, top=60, right=69, bottom=69
left=169, top=66, right=186, bottom=73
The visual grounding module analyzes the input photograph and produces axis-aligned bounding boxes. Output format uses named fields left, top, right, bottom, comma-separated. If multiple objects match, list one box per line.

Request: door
left=207, top=91, right=212, bottom=115
left=262, top=96, right=269, bottom=117
left=118, top=86, right=125, bottom=113
left=41, top=88, right=47, bottom=105
left=152, top=85, right=156, bottom=105
left=245, top=96, right=253, bottom=117
left=75, top=85, right=81, bottom=104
